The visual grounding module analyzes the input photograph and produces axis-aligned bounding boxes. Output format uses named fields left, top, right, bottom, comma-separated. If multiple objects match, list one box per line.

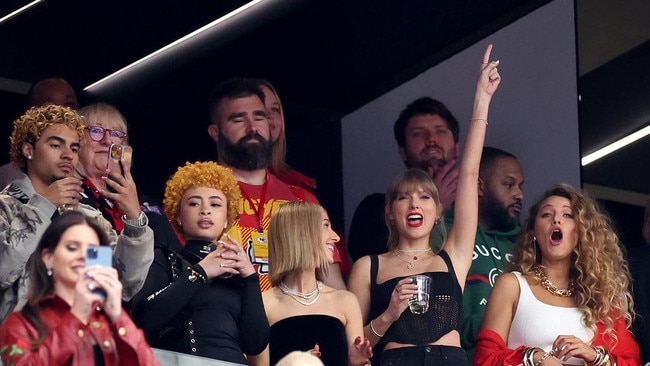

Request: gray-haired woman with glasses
left=77, top=103, right=146, bottom=234
left=75, top=102, right=165, bottom=302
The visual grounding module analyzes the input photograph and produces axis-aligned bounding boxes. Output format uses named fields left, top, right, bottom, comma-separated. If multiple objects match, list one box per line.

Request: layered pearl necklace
left=533, top=265, right=574, bottom=297
left=279, top=281, right=323, bottom=306
left=393, top=247, right=432, bottom=269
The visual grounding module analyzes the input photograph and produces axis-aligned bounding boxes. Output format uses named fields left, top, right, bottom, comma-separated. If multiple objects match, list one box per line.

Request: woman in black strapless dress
left=260, top=201, right=372, bottom=366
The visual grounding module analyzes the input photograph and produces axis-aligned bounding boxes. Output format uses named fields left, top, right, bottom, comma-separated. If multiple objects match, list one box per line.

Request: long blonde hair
left=255, top=79, right=289, bottom=176
left=513, top=184, right=634, bottom=346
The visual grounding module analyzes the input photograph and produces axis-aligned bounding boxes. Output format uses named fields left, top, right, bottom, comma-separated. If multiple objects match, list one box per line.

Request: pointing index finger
left=483, top=44, right=493, bottom=64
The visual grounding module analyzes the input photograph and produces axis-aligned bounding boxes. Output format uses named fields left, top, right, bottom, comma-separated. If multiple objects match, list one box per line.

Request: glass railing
left=153, top=348, right=247, bottom=366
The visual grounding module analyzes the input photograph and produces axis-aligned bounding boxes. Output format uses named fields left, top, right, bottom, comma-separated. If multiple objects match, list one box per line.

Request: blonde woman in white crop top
left=473, top=184, right=641, bottom=366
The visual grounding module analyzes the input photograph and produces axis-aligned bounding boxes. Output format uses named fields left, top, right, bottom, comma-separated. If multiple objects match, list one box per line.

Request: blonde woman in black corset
left=348, top=44, right=501, bottom=366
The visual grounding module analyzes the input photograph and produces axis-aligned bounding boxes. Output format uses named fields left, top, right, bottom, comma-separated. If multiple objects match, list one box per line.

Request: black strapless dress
left=269, top=314, right=348, bottom=365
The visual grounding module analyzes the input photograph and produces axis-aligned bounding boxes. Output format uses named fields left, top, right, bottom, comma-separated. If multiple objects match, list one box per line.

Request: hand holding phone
left=85, top=246, right=113, bottom=300
left=106, top=144, right=133, bottom=193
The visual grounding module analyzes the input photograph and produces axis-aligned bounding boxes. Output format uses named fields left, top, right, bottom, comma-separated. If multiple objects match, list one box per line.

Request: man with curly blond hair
left=0, top=77, right=79, bottom=189
left=0, top=105, right=154, bottom=322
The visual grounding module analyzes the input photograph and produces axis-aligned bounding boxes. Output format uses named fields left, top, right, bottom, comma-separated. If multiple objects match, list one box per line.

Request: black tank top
left=368, top=250, right=462, bottom=346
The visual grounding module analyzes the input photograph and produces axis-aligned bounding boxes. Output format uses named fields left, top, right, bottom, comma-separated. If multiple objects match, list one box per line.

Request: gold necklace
left=394, top=248, right=433, bottom=269
left=533, top=265, right=574, bottom=297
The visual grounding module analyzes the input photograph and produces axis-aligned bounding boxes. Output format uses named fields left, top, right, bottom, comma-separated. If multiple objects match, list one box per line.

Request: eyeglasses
left=85, top=126, right=127, bottom=142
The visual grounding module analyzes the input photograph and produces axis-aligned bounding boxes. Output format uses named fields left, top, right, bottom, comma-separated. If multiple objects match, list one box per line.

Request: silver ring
left=237, top=249, right=243, bottom=255
left=88, top=283, right=96, bottom=291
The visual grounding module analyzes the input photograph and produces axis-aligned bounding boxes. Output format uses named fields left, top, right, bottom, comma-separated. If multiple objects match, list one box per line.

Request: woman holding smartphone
left=131, top=161, right=270, bottom=364
left=0, top=211, right=159, bottom=365
left=77, top=103, right=147, bottom=234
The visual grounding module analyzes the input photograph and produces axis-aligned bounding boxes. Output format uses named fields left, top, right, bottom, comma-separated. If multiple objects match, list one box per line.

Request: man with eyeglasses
left=0, top=104, right=154, bottom=322
left=0, top=77, right=79, bottom=189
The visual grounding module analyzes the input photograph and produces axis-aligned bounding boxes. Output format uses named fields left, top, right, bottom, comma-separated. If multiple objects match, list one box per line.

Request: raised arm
left=445, top=44, right=501, bottom=285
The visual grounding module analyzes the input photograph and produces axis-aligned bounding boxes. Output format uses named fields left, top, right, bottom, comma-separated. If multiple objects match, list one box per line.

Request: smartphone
left=86, top=246, right=112, bottom=300
left=86, top=246, right=113, bottom=268
left=106, top=144, right=133, bottom=192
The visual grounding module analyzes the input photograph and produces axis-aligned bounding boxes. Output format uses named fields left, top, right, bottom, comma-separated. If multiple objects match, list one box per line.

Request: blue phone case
left=85, top=246, right=112, bottom=300
left=86, top=246, right=113, bottom=268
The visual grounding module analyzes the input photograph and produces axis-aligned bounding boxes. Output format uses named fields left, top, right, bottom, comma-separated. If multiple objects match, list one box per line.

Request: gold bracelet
left=369, top=319, right=384, bottom=338
left=535, top=349, right=553, bottom=366
left=588, top=346, right=613, bottom=366
left=471, top=118, right=488, bottom=126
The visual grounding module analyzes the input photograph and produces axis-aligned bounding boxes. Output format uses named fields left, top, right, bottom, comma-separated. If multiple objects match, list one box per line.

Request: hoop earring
left=532, top=237, right=538, bottom=264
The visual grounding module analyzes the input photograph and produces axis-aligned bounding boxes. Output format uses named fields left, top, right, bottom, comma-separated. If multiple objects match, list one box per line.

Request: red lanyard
left=238, top=179, right=268, bottom=233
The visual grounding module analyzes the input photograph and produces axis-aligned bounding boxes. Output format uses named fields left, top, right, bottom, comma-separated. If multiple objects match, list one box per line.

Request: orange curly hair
left=163, top=161, right=240, bottom=234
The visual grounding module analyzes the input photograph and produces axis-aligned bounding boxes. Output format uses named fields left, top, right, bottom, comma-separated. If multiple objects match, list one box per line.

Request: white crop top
left=507, top=272, right=594, bottom=365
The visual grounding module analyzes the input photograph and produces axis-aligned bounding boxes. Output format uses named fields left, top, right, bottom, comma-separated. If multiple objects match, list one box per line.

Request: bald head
left=28, top=78, right=78, bottom=110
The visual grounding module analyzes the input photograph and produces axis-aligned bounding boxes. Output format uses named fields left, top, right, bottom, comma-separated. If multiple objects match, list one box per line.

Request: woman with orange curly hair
left=474, top=184, right=641, bottom=366
left=131, top=161, right=269, bottom=364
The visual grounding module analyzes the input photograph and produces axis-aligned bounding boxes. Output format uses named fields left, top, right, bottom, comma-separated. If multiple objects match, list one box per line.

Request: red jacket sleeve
left=473, top=328, right=526, bottom=366
left=110, top=312, right=161, bottom=366
left=593, top=318, right=641, bottom=366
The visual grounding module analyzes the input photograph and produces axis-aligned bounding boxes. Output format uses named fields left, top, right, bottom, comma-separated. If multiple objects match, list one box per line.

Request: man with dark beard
left=348, top=97, right=460, bottom=261
left=207, top=78, right=346, bottom=291
left=449, top=146, right=524, bottom=360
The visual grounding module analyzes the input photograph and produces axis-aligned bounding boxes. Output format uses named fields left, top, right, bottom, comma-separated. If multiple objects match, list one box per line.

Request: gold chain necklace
left=394, top=250, right=415, bottom=269
left=393, top=248, right=431, bottom=269
left=533, top=265, right=574, bottom=297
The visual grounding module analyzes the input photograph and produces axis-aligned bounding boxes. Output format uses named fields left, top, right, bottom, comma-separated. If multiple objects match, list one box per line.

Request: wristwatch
left=121, top=211, right=148, bottom=227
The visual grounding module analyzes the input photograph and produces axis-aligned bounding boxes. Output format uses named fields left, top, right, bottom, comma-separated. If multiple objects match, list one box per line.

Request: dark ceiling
left=0, top=0, right=648, bottom=239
